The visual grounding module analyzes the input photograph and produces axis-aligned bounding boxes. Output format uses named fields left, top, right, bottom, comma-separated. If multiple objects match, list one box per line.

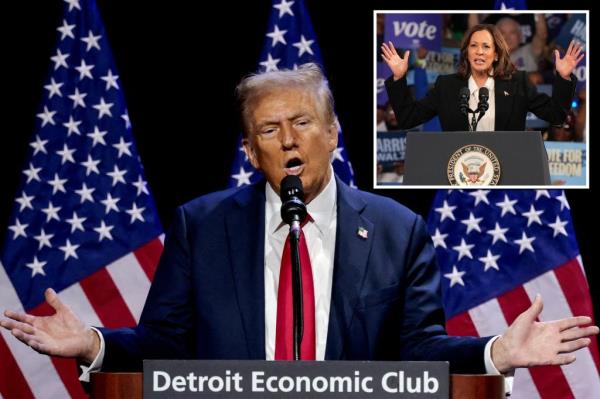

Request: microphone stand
left=461, top=108, right=477, bottom=132
left=460, top=102, right=475, bottom=132
left=289, top=220, right=303, bottom=361
left=471, top=111, right=478, bottom=132
left=471, top=103, right=488, bottom=131
left=280, top=175, right=307, bottom=361
left=460, top=89, right=487, bottom=131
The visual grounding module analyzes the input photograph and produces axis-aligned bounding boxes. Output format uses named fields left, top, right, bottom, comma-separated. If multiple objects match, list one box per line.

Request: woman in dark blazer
left=381, top=24, right=583, bottom=132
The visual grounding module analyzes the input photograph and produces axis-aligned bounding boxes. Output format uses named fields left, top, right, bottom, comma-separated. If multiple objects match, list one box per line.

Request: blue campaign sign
left=556, top=14, right=586, bottom=50
left=573, top=54, right=586, bottom=91
left=384, top=14, right=442, bottom=51
left=376, top=62, right=389, bottom=106
left=377, top=131, right=407, bottom=168
left=546, top=13, right=569, bottom=41
left=555, top=14, right=586, bottom=90
left=544, top=141, right=586, bottom=186
left=422, top=46, right=460, bottom=85
left=379, top=47, right=459, bottom=95
left=556, top=14, right=587, bottom=90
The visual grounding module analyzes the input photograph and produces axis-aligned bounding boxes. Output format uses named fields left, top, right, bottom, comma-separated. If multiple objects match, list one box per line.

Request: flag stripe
left=0, top=324, right=69, bottom=399
left=445, top=311, right=479, bottom=337
left=133, top=237, right=163, bottom=281
left=468, top=298, right=508, bottom=336
left=0, top=263, right=69, bottom=398
left=523, top=268, right=600, bottom=398
left=0, top=261, right=24, bottom=314
left=554, top=258, right=600, bottom=372
left=49, top=358, right=87, bottom=399
left=28, top=302, right=87, bottom=399
left=107, top=252, right=151, bottom=322
left=511, top=368, right=541, bottom=399
left=497, top=287, right=574, bottom=399
left=527, top=364, right=574, bottom=399
left=496, top=286, right=530, bottom=323
left=58, top=282, right=103, bottom=327
left=0, top=333, right=34, bottom=399
left=468, top=297, right=541, bottom=399
left=79, top=267, right=137, bottom=328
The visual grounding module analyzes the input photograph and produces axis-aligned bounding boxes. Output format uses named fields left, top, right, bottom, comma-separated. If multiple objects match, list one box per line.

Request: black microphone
left=471, top=87, right=489, bottom=131
left=280, top=175, right=307, bottom=361
left=459, top=87, right=470, bottom=116
left=280, top=175, right=307, bottom=239
left=477, top=87, right=489, bottom=114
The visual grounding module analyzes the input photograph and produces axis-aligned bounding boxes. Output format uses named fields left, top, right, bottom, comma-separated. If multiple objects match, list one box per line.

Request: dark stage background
left=1, top=1, right=597, bottom=322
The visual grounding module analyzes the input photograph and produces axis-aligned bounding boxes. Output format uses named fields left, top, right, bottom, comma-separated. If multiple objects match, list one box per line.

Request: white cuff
left=484, top=335, right=514, bottom=396
left=484, top=336, right=501, bottom=375
left=78, top=327, right=105, bottom=382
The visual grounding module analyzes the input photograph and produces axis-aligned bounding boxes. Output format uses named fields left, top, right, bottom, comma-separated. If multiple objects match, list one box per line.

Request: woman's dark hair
left=458, top=24, right=516, bottom=80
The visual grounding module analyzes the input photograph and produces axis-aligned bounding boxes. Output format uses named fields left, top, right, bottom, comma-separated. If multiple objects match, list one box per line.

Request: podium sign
left=143, top=360, right=449, bottom=398
left=403, top=131, right=551, bottom=185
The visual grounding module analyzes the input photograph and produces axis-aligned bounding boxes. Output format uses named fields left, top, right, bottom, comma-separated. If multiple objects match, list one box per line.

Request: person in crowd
left=496, top=16, right=548, bottom=73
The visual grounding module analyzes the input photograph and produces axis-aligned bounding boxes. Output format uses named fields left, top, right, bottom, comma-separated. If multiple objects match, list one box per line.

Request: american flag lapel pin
left=357, top=227, right=368, bottom=239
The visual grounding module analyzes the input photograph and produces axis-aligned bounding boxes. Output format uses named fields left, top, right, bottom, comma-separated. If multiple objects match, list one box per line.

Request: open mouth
left=473, top=58, right=486, bottom=65
left=284, top=157, right=305, bottom=175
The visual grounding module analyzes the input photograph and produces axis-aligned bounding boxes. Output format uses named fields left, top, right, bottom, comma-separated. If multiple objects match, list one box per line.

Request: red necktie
left=274, top=222, right=316, bottom=360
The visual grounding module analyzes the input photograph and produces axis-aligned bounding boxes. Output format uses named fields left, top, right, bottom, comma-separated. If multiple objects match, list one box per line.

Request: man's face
left=497, top=20, right=521, bottom=52
left=243, top=87, right=337, bottom=204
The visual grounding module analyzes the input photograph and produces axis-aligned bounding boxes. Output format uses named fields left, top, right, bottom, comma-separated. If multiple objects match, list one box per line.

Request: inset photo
left=374, top=11, right=588, bottom=188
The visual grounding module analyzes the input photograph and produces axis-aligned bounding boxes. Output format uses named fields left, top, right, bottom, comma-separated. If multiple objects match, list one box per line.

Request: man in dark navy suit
left=2, top=64, right=597, bottom=381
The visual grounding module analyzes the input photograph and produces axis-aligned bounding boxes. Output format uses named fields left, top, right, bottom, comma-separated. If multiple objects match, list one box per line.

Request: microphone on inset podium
left=477, top=87, right=489, bottom=115
left=459, top=87, right=471, bottom=117
left=280, top=175, right=307, bottom=239
left=471, top=87, right=489, bottom=131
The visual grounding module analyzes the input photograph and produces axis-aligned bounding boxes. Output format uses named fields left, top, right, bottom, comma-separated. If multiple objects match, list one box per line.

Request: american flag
left=428, top=189, right=600, bottom=398
left=494, top=0, right=528, bottom=9
left=0, top=0, right=163, bottom=397
left=228, top=0, right=355, bottom=189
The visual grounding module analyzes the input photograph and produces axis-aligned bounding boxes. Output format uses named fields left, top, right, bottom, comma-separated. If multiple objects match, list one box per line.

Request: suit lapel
left=225, top=182, right=266, bottom=359
left=494, top=78, right=515, bottom=131
left=325, top=178, right=374, bottom=359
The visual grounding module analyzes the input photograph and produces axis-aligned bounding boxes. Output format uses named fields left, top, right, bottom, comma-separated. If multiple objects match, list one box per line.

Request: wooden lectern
left=90, top=373, right=141, bottom=399
left=90, top=372, right=505, bottom=398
